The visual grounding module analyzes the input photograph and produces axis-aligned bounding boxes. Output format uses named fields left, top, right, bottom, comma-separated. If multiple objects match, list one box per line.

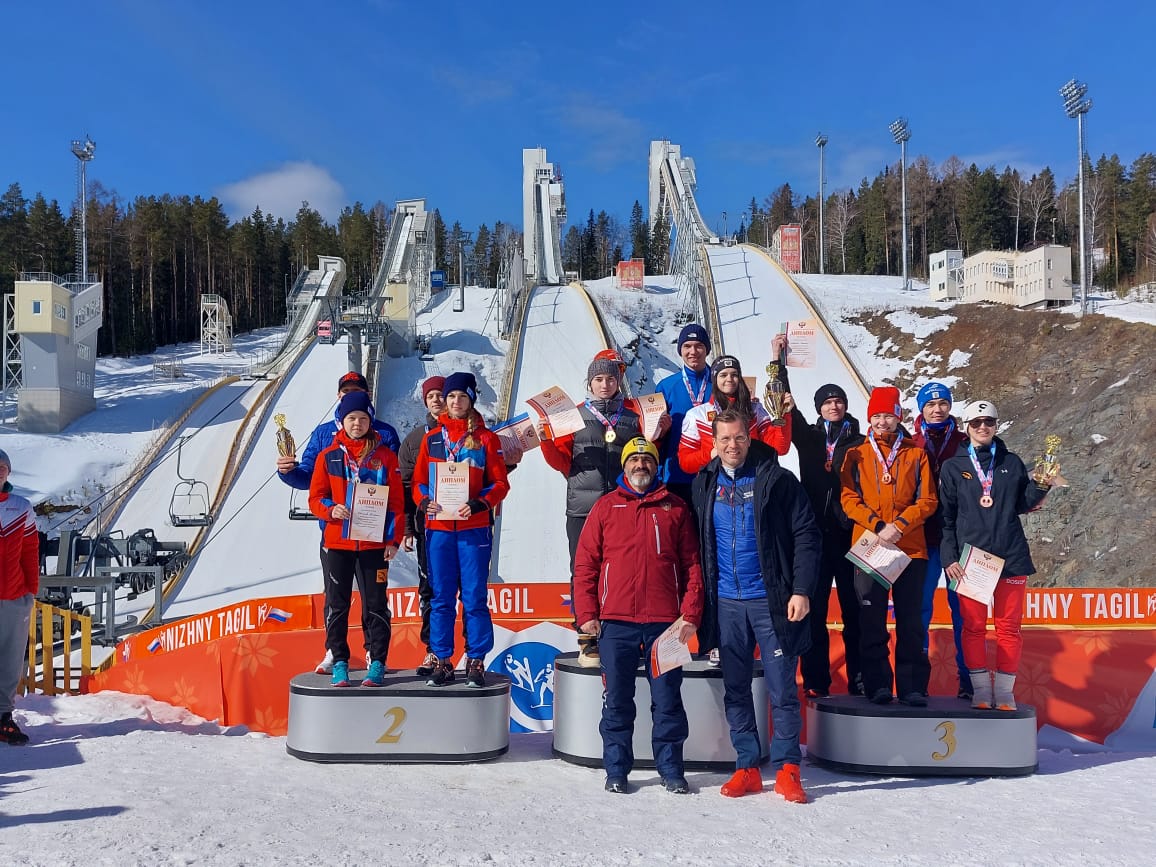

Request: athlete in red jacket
left=0, top=449, right=40, bottom=745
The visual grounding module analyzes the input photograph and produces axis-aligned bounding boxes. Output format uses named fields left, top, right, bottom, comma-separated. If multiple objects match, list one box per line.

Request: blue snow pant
left=427, top=526, right=494, bottom=660
left=718, top=597, right=800, bottom=770
left=597, top=620, right=688, bottom=781
left=920, top=548, right=971, bottom=693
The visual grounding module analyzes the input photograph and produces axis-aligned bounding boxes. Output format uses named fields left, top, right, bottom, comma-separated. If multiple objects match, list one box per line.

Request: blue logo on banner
left=489, top=641, right=558, bottom=733
left=430, top=269, right=446, bottom=289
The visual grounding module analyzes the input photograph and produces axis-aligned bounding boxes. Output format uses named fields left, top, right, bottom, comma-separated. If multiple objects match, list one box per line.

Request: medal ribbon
left=824, top=420, right=850, bottom=467
left=584, top=399, right=624, bottom=435
left=867, top=429, right=904, bottom=479
left=967, top=443, right=995, bottom=501
left=681, top=367, right=709, bottom=407
left=443, top=431, right=469, bottom=463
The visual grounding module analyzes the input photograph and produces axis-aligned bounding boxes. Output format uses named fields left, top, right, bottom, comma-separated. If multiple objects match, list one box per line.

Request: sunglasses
left=968, top=417, right=997, bottom=429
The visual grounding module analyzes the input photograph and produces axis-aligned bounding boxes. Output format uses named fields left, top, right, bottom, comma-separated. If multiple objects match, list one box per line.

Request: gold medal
left=881, top=472, right=892, bottom=484
left=604, top=430, right=616, bottom=444
left=980, top=494, right=993, bottom=508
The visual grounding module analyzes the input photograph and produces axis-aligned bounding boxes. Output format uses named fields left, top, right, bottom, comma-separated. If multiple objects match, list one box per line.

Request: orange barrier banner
left=116, top=595, right=317, bottom=664
left=93, top=584, right=1156, bottom=747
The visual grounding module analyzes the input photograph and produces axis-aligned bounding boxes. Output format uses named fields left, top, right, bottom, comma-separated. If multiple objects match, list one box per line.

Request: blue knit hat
left=0, top=449, right=10, bottom=469
left=916, top=382, right=953, bottom=412
left=336, top=389, right=375, bottom=423
left=677, top=323, right=711, bottom=354
left=443, top=371, right=478, bottom=404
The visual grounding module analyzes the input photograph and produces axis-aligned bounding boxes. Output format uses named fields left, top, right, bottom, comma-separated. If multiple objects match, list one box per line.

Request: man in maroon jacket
left=574, top=437, right=704, bottom=795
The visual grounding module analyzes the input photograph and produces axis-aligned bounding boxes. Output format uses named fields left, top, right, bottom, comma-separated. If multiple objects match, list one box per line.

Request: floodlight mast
left=889, top=119, right=911, bottom=290
left=70, top=137, right=96, bottom=282
left=1060, top=79, right=1092, bottom=316
left=815, top=134, right=828, bottom=274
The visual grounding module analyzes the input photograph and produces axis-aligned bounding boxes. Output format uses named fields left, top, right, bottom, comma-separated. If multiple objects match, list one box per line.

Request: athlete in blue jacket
left=655, top=323, right=712, bottom=503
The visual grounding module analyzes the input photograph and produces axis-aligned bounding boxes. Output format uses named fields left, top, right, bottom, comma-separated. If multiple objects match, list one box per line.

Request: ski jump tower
left=11, top=138, right=103, bottom=432
left=522, top=148, right=566, bottom=285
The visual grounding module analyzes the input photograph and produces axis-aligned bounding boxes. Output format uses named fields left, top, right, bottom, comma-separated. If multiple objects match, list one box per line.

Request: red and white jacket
left=0, top=489, right=39, bottom=600
left=678, top=399, right=792, bottom=475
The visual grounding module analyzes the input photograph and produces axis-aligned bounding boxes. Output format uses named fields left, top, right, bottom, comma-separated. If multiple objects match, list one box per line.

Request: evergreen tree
left=628, top=200, right=649, bottom=269
left=651, top=210, right=670, bottom=272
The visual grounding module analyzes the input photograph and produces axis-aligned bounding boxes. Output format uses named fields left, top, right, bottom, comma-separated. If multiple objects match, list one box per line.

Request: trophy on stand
left=274, top=413, right=296, bottom=459
left=764, top=352, right=788, bottom=428
left=1032, top=434, right=1067, bottom=488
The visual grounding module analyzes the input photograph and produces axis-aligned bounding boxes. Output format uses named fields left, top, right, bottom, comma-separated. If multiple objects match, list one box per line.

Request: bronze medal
left=604, top=430, right=616, bottom=444
left=980, top=494, right=994, bottom=508
left=824, top=460, right=833, bottom=472
left=882, top=472, right=892, bottom=484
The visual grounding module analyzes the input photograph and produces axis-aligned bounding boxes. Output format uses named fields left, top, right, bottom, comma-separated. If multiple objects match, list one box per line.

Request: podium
left=806, top=695, right=1038, bottom=776
left=551, top=653, right=767, bottom=771
left=286, top=670, right=511, bottom=763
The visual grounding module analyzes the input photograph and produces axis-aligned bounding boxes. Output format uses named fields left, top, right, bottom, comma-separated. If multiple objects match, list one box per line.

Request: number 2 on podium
left=377, top=707, right=407, bottom=744
left=932, top=720, right=957, bottom=760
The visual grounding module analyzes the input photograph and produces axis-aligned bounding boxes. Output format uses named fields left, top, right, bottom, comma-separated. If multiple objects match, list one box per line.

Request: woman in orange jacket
left=840, top=386, right=937, bottom=706
left=309, top=390, right=404, bottom=688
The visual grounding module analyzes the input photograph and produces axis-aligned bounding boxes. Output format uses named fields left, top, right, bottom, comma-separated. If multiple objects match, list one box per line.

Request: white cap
left=962, top=400, right=999, bottom=423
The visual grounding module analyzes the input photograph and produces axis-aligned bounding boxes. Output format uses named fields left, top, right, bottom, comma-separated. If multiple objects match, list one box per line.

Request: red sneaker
left=720, top=767, right=763, bottom=798
left=773, top=764, right=808, bottom=804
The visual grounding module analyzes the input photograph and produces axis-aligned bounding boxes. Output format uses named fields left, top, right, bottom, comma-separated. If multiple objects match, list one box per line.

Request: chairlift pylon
left=168, top=436, right=213, bottom=528
left=288, top=487, right=315, bottom=521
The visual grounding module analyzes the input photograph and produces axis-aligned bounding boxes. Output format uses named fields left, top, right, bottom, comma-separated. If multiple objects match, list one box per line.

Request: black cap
left=813, top=383, right=848, bottom=413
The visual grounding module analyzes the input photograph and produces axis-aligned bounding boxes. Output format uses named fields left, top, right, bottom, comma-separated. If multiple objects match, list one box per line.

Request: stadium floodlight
left=1059, top=78, right=1092, bottom=315
left=815, top=134, right=828, bottom=274
left=70, top=136, right=96, bottom=282
left=889, top=119, right=910, bottom=290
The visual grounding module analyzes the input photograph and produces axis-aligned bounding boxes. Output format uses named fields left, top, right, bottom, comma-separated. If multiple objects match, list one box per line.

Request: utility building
left=13, top=273, right=103, bottom=432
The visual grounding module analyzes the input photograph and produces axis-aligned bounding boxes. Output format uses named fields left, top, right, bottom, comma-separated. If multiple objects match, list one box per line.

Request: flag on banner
left=266, top=608, right=292, bottom=623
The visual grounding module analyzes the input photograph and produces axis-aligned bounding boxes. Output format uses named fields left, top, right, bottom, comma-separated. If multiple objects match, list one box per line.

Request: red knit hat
left=867, top=386, right=902, bottom=419
left=421, top=376, right=446, bottom=402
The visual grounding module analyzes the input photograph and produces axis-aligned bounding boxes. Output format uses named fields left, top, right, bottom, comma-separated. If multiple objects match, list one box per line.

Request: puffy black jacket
left=540, top=397, right=641, bottom=517
left=690, top=448, right=823, bottom=657
left=938, top=437, right=1048, bottom=577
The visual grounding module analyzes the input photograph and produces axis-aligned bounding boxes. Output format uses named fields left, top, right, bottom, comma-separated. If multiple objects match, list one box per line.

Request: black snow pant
left=855, top=558, right=930, bottom=699
left=325, top=547, right=392, bottom=665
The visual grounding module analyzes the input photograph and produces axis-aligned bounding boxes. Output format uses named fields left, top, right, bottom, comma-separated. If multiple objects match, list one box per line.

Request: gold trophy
left=763, top=355, right=788, bottom=428
left=274, top=413, right=296, bottom=458
left=1032, top=434, right=1067, bottom=488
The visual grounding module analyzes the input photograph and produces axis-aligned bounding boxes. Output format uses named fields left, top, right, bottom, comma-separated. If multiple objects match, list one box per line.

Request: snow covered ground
left=5, top=691, right=1156, bottom=865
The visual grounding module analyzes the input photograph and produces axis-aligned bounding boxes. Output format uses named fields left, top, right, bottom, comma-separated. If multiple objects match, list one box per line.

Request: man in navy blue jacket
left=276, top=370, right=401, bottom=674
left=690, top=410, right=821, bottom=804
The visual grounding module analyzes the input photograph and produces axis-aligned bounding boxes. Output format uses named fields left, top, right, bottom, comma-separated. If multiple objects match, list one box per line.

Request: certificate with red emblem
left=846, top=530, right=912, bottom=589
left=636, top=393, right=667, bottom=440
left=526, top=386, right=584, bottom=438
left=348, top=482, right=389, bottom=542
left=434, top=462, right=470, bottom=516
left=950, top=544, right=1005, bottom=606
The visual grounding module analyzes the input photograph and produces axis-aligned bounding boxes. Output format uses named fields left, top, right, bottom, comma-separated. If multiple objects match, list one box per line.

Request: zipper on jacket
left=730, top=484, right=741, bottom=600
left=652, top=512, right=662, bottom=556
left=600, top=560, right=611, bottom=608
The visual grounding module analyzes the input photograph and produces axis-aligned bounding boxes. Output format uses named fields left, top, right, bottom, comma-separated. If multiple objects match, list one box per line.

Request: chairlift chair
left=168, top=436, right=214, bottom=528
left=288, top=487, right=315, bottom=521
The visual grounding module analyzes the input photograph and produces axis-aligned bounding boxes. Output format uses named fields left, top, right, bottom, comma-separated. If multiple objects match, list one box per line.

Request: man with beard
left=573, top=437, right=704, bottom=795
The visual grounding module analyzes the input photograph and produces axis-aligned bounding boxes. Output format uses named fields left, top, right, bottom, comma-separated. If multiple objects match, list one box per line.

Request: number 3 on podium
left=377, top=707, right=407, bottom=744
left=932, top=720, right=957, bottom=760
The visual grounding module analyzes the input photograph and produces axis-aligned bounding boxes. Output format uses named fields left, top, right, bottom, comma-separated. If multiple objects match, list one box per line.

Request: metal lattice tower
left=70, top=137, right=96, bottom=282
left=2, top=293, right=21, bottom=393
left=200, top=294, right=234, bottom=354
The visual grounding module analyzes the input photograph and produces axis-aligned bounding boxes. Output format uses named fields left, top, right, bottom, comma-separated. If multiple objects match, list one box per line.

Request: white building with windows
left=958, top=245, right=1072, bottom=308
left=929, top=249, right=963, bottom=300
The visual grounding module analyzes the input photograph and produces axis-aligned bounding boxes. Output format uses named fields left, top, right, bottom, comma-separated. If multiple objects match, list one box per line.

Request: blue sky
left=2, top=0, right=1153, bottom=236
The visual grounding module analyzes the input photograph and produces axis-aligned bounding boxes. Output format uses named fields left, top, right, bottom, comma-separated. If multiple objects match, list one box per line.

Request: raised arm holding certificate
left=635, top=392, right=667, bottom=440
left=649, top=618, right=693, bottom=677
left=347, top=482, right=390, bottom=542
left=782, top=319, right=818, bottom=369
left=434, top=462, right=470, bottom=517
left=949, top=544, right=1005, bottom=606
left=846, top=530, right=912, bottom=589
left=526, top=386, right=585, bottom=438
